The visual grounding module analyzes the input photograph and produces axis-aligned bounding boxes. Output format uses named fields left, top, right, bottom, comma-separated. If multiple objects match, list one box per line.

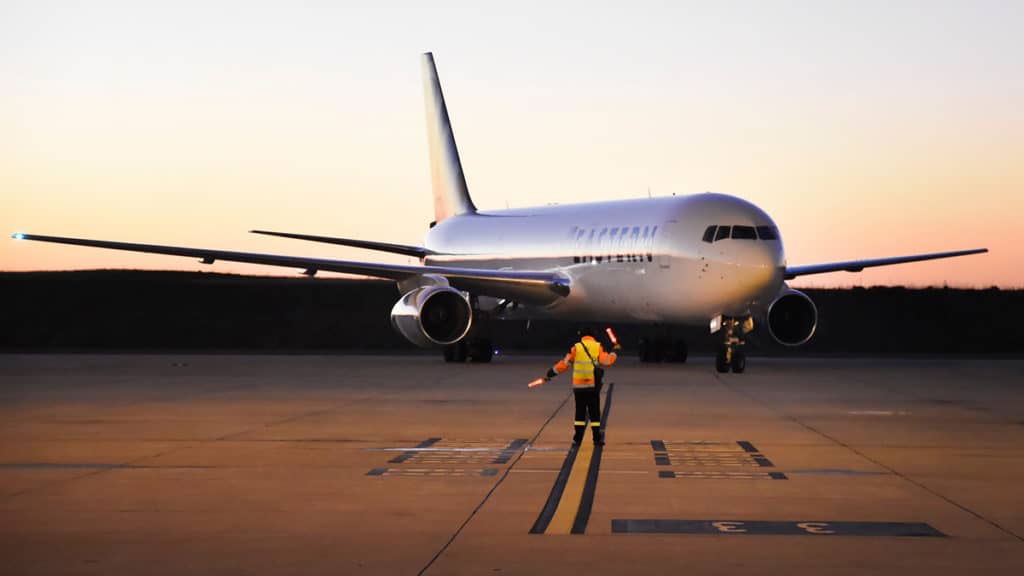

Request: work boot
left=593, top=430, right=604, bottom=445
left=572, top=426, right=585, bottom=445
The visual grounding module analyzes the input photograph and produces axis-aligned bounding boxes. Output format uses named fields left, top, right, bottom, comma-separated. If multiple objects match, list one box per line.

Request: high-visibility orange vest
left=572, top=339, right=603, bottom=386
left=552, top=336, right=616, bottom=387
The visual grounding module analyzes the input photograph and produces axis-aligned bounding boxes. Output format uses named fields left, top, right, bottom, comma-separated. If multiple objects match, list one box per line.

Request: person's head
left=576, top=325, right=595, bottom=339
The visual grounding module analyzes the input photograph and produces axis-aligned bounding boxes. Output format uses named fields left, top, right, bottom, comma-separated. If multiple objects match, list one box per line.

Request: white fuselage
left=423, top=193, right=787, bottom=325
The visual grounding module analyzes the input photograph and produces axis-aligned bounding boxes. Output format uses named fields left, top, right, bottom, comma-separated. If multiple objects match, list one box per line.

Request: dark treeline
left=1, top=270, right=1021, bottom=354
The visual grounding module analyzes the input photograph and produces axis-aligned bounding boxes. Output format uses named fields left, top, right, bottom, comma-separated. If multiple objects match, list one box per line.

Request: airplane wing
left=12, top=233, right=569, bottom=303
left=249, top=230, right=435, bottom=258
left=784, top=248, right=988, bottom=280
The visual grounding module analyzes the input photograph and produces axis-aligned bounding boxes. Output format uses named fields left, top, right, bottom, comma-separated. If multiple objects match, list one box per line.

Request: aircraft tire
left=673, top=340, right=689, bottom=363
left=730, top=350, right=746, bottom=373
left=638, top=338, right=652, bottom=363
left=451, top=340, right=468, bottom=363
left=715, top=347, right=730, bottom=373
left=654, top=338, right=668, bottom=363
left=468, top=338, right=494, bottom=363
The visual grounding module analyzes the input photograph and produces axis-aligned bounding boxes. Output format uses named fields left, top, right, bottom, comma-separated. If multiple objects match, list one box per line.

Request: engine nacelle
left=767, top=289, right=818, bottom=346
left=390, top=286, right=473, bottom=348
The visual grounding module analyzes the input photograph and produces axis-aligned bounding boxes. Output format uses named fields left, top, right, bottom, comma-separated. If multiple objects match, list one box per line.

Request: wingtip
left=12, top=232, right=26, bottom=240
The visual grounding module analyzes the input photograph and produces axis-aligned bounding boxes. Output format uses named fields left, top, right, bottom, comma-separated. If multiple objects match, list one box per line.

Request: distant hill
left=1, top=270, right=1020, bottom=354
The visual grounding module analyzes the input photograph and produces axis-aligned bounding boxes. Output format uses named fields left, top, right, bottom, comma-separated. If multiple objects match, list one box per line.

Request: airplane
left=12, top=53, right=987, bottom=373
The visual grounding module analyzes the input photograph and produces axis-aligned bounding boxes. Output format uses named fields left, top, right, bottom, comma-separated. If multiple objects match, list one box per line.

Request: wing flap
left=250, top=230, right=434, bottom=258
left=785, top=248, right=988, bottom=279
left=13, top=233, right=568, bottom=303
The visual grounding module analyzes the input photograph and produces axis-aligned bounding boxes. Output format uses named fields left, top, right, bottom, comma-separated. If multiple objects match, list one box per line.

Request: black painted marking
left=529, top=444, right=579, bottom=533
left=366, top=468, right=387, bottom=476
left=651, top=440, right=667, bottom=452
left=769, top=472, right=787, bottom=480
left=753, top=456, right=774, bottom=467
left=506, top=438, right=528, bottom=450
left=658, top=470, right=676, bottom=479
left=481, top=469, right=498, bottom=477
left=492, top=438, right=529, bottom=464
left=388, top=437, right=443, bottom=463
left=571, top=382, right=615, bottom=535
left=736, top=441, right=758, bottom=453
left=611, top=520, right=946, bottom=537
left=654, top=456, right=671, bottom=466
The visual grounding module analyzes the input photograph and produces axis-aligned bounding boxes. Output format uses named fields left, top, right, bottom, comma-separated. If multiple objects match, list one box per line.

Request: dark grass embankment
left=1, top=270, right=1021, bottom=355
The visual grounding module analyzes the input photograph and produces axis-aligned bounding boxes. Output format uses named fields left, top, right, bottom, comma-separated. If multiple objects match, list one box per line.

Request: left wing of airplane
left=11, top=233, right=569, bottom=303
left=785, top=248, right=988, bottom=279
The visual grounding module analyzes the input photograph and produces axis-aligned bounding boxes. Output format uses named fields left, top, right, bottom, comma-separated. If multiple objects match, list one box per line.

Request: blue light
left=494, top=349, right=501, bottom=355
left=13, top=233, right=25, bottom=240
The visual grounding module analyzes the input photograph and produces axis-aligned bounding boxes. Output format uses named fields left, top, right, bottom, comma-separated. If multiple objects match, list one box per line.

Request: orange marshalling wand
left=527, top=378, right=546, bottom=388
left=605, top=327, right=619, bottom=346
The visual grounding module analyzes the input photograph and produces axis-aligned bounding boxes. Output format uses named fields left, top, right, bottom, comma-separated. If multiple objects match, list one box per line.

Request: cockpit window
left=732, top=225, right=757, bottom=240
left=756, top=225, right=779, bottom=240
left=714, top=225, right=731, bottom=242
left=702, top=225, right=716, bottom=243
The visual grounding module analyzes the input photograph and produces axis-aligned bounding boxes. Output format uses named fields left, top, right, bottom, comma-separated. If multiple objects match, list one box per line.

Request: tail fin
left=422, top=52, right=476, bottom=223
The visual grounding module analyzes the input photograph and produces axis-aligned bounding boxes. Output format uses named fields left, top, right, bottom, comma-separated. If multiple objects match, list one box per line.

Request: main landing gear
left=638, top=337, right=688, bottom=363
left=444, top=301, right=494, bottom=363
left=443, top=338, right=494, bottom=363
left=715, top=317, right=753, bottom=374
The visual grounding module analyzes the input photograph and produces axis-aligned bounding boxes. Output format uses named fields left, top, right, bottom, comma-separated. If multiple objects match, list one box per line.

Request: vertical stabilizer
left=422, top=53, right=476, bottom=222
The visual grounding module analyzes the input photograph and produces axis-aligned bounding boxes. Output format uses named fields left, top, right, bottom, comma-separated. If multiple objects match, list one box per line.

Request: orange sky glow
left=2, top=2, right=1021, bottom=287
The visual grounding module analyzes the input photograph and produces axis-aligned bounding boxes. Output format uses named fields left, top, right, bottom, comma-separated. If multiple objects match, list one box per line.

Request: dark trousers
left=572, top=387, right=602, bottom=443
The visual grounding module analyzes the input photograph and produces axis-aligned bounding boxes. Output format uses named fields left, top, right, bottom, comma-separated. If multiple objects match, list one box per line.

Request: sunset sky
left=2, top=1, right=1021, bottom=287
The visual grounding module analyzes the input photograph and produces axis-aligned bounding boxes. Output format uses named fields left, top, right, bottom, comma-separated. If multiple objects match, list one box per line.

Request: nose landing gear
left=714, top=317, right=752, bottom=373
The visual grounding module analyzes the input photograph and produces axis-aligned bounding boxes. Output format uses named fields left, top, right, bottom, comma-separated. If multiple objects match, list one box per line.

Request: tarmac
left=1, top=353, right=1023, bottom=575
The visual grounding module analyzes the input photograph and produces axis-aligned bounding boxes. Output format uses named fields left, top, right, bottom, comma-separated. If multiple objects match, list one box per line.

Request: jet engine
left=390, top=286, right=473, bottom=348
left=766, top=289, right=818, bottom=346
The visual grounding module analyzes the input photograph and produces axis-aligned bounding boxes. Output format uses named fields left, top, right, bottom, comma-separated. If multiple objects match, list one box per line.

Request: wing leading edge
left=784, top=248, right=988, bottom=280
left=12, top=233, right=568, bottom=303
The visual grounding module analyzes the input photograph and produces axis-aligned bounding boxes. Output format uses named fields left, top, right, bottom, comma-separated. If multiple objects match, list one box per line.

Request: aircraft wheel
left=638, top=338, right=652, bottom=363
left=730, top=350, right=746, bottom=373
left=653, top=338, right=668, bottom=363
left=450, top=340, right=468, bottom=363
left=673, top=339, right=689, bottom=363
left=715, top=346, right=730, bottom=373
left=468, top=338, right=493, bottom=363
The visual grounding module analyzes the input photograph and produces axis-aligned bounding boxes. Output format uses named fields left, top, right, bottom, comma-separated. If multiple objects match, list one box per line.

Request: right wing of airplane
left=250, top=230, right=435, bottom=258
left=12, top=233, right=569, bottom=303
left=784, top=248, right=988, bottom=280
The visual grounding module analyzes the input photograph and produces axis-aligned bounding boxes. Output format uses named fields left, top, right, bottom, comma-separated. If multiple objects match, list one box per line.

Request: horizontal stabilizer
left=250, top=230, right=433, bottom=258
left=785, top=248, right=988, bottom=279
